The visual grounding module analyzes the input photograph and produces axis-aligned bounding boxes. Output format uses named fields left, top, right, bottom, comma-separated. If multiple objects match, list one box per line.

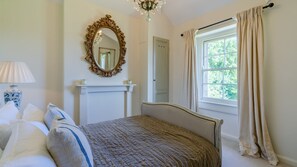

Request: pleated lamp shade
left=0, top=61, right=35, bottom=84
left=0, top=61, right=35, bottom=109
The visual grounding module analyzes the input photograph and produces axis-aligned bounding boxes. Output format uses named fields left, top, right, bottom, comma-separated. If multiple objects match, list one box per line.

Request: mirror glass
left=92, top=28, right=119, bottom=71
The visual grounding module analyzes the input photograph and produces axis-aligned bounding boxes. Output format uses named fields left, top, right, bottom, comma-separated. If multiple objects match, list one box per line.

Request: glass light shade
left=128, top=0, right=166, bottom=21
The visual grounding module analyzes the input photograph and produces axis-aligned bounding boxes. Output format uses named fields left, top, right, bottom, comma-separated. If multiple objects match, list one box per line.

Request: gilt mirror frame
left=85, top=14, right=126, bottom=77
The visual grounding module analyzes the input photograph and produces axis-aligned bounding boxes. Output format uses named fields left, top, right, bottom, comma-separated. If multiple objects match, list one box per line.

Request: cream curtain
left=237, top=6, right=279, bottom=166
left=183, top=29, right=198, bottom=112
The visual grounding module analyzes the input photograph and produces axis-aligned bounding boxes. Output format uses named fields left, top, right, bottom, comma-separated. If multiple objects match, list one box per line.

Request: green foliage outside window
left=203, top=36, right=237, bottom=101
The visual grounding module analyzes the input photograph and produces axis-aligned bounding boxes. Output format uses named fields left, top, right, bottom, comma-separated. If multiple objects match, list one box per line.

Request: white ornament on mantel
left=76, top=84, right=135, bottom=125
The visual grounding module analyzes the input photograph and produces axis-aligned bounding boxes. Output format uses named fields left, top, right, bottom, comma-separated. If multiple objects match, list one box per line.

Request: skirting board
left=221, top=133, right=297, bottom=166
left=221, top=133, right=238, bottom=143
left=277, top=155, right=297, bottom=167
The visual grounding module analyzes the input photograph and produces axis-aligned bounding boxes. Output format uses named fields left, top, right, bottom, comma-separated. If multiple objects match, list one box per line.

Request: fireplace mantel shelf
left=76, top=84, right=135, bottom=94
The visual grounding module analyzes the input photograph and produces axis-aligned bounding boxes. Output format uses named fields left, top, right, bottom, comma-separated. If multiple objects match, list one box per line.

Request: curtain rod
left=180, top=3, right=274, bottom=37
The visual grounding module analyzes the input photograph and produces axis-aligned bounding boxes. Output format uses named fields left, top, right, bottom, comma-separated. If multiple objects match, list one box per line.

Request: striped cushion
left=44, top=103, right=75, bottom=129
left=47, top=123, right=93, bottom=167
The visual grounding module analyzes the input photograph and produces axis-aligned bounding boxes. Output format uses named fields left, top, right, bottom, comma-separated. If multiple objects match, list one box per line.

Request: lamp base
left=4, top=85, right=22, bottom=109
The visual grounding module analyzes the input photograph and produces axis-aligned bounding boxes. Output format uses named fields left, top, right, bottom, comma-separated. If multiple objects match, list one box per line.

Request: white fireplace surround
left=76, top=84, right=135, bottom=125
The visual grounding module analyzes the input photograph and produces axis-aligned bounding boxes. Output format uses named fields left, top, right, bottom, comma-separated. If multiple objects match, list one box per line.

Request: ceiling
left=91, top=0, right=238, bottom=25
left=163, top=0, right=237, bottom=25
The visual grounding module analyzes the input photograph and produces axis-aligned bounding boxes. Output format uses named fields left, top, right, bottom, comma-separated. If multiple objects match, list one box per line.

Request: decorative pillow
left=0, top=119, right=12, bottom=150
left=0, top=121, right=56, bottom=167
left=0, top=101, right=20, bottom=121
left=0, top=101, right=21, bottom=150
left=47, top=123, right=93, bottom=167
left=22, top=103, right=45, bottom=122
left=44, top=103, right=75, bottom=129
left=30, top=121, right=49, bottom=136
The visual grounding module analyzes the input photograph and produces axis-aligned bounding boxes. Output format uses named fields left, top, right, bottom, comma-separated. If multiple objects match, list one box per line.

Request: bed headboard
left=141, top=102, right=223, bottom=157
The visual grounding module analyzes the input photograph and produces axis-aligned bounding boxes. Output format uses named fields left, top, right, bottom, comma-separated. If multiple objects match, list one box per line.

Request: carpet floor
left=222, top=139, right=292, bottom=167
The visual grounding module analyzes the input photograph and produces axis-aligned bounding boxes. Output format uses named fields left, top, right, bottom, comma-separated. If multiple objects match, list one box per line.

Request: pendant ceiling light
left=128, top=0, right=166, bottom=21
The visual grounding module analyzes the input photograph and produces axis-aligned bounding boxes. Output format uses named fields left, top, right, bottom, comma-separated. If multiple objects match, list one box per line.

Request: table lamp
left=0, top=61, right=35, bottom=108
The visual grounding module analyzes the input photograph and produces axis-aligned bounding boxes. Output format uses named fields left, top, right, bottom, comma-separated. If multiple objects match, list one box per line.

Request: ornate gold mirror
left=85, top=15, right=126, bottom=77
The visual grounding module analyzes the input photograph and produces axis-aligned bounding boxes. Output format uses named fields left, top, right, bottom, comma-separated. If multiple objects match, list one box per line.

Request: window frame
left=196, top=24, right=238, bottom=115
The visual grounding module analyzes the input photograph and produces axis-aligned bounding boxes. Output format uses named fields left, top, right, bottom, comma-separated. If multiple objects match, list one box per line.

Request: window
left=197, top=24, right=238, bottom=109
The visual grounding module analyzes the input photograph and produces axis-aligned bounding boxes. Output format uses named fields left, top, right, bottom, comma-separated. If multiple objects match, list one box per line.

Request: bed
left=0, top=102, right=223, bottom=167
left=80, top=102, right=223, bottom=167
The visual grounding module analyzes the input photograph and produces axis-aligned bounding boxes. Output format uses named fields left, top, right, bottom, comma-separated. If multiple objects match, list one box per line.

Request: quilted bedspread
left=80, top=115, right=221, bottom=167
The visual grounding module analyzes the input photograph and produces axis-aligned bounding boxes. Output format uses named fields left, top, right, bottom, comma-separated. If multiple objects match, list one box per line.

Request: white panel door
left=153, top=37, right=169, bottom=102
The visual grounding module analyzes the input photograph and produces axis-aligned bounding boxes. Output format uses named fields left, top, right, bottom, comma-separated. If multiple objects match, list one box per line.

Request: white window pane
left=206, top=39, right=224, bottom=56
left=223, top=69, right=237, bottom=84
left=203, top=84, right=222, bottom=99
left=225, top=53, right=237, bottom=68
left=204, top=55, right=224, bottom=69
left=225, top=36, right=237, bottom=53
left=199, top=28, right=238, bottom=104
left=223, top=85, right=238, bottom=100
left=203, top=71, right=222, bottom=84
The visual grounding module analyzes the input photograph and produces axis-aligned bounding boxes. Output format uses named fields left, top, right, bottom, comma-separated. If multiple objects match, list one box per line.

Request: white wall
left=63, top=0, right=141, bottom=123
left=0, top=0, right=171, bottom=122
left=0, top=0, right=143, bottom=121
left=171, top=0, right=297, bottom=165
left=63, top=0, right=172, bottom=121
left=149, top=14, right=173, bottom=102
left=0, top=0, right=63, bottom=110
left=136, top=14, right=173, bottom=115
left=263, top=0, right=297, bottom=164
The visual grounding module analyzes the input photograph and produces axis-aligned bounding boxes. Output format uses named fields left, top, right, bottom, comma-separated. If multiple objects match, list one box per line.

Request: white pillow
left=47, top=123, right=93, bottom=167
left=0, top=101, right=20, bottom=121
left=0, top=121, right=56, bottom=167
left=0, top=119, right=12, bottom=150
left=44, top=103, right=75, bottom=129
left=0, top=102, right=21, bottom=150
left=30, top=121, right=49, bottom=136
left=0, top=153, right=56, bottom=167
left=22, top=103, right=45, bottom=122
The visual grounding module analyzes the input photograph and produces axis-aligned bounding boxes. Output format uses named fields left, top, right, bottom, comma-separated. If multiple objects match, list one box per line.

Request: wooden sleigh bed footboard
left=141, top=102, right=224, bottom=158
